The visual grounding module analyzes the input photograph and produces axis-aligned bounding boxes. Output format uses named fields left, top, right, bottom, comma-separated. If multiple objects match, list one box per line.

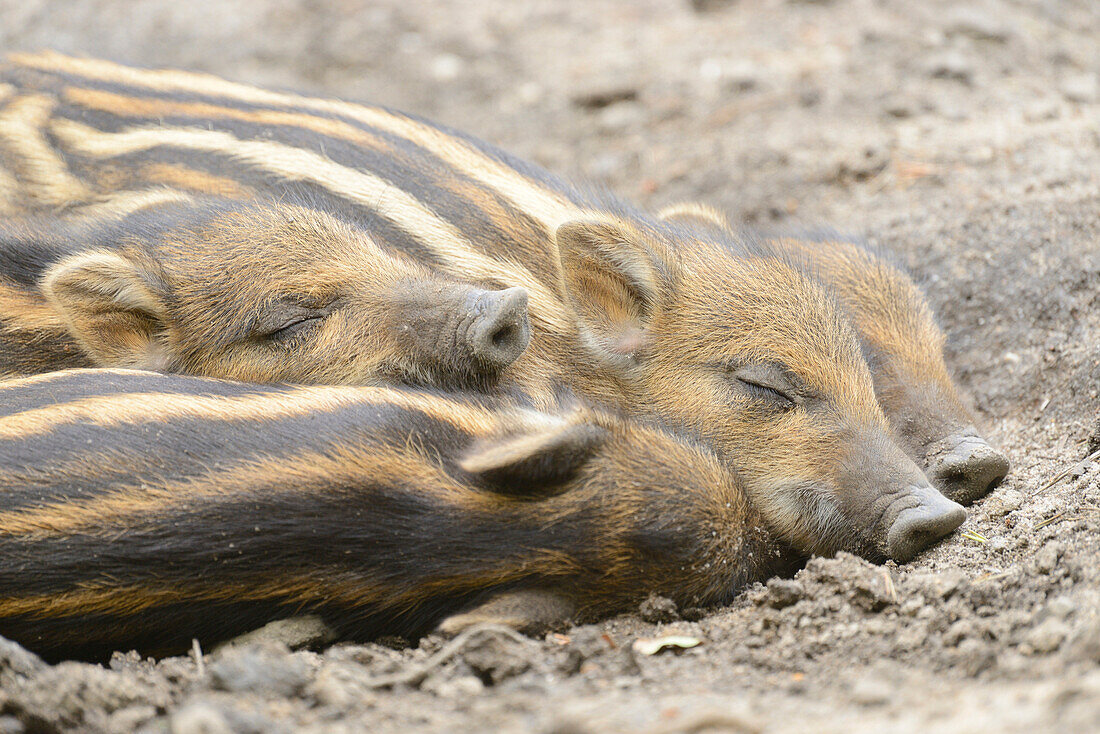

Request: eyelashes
left=735, top=376, right=796, bottom=408
left=265, top=314, right=325, bottom=343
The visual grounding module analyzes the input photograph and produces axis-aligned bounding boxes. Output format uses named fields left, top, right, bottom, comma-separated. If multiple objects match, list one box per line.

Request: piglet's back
left=0, top=369, right=787, bottom=661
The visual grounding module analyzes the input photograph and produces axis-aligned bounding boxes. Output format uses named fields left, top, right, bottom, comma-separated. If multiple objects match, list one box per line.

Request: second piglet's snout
left=925, top=427, right=1010, bottom=507
left=464, top=286, right=531, bottom=371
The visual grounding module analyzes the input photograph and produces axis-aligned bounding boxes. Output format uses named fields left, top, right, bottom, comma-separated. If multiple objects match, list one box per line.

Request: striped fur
left=0, top=54, right=962, bottom=560
left=0, top=368, right=798, bottom=661
left=1, top=194, right=533, bottom=386
left=658, top=205, right=1007, bottom=502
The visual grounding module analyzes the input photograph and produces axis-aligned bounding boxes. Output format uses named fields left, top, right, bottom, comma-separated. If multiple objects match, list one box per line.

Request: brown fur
left=658, top=206, right=1006, bottom=501
left=770, top=236, right=971, bottom=454
left=0, top=54, right=962, bottom=557
left=0, top=369, right=801, bottom=660
left=1, top=196, right=532, bottom=386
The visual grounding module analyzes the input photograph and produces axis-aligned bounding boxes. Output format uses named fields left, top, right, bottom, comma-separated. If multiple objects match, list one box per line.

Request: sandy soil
left=0, top=0, right=1098, bottom=732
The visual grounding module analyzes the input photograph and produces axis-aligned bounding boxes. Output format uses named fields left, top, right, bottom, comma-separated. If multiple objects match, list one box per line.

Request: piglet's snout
left=885, top=484, right=966, bottom=563
left=466, top=287, right=531, bottom=371
left=926, top=428, right=1010, bottom=506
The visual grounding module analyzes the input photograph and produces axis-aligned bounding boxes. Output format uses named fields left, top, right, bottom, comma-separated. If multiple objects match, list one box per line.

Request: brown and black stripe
left=0, top=368, right=790, bottom=661
left=0, top=51, right=606, bottom=327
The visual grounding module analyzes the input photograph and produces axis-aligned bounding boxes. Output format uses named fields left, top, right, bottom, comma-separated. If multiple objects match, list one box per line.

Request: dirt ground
left=1, top=0, right=1099, bottom=732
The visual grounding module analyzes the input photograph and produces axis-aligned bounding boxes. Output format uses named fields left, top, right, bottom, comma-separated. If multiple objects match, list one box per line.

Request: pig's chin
left=750, top=479, right=860, bottom=559
left=753, top=477, right=964, bottom=565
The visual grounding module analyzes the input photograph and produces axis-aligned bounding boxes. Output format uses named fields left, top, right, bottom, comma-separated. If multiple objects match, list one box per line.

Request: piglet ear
left=41, top=250, right=171, bottom=370
left=657, top=202, right=732, bottom=234
left=459, top=418, right=608, bottom=495
left=555, top=218, right=678, bottom=371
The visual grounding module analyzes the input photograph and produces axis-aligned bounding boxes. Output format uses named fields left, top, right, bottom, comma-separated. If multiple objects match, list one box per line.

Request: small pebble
left=639, top=593, right=681, bottom=623
left=169, top=702, right=233, bottom=734
left=944, top=7, right=1010, bottom=42
left=1024, top=99, right=1061, bottom=122
left=208, top=645, right=311, bottom=697
left=597, top=101, right=643, bottom=133
left=1064, top=623, right=1100, bottom=663
left=925, top=51, right=975, bottom=84
left=423, top=674, right=485, bottom=698
left=1032, top=541, right=1063, bottom=574
left=1026, top=619, right=1069, bottom=654
left=957, top=639, right=996, bottom=676
left=1061, top=73, right=1100, bottom=104
left=429, top=53, right=464, bottom=82
left=1045, top=596, right=1076, bottom=620
left=218, top=616, right=335, bottom=653
left=722, top=59, right=762, bottom=92
left=850, top=675, right=892, bottom=706
left=765, top=578, right=805, bottom=609
left=572, top=84, right=638, bottom=110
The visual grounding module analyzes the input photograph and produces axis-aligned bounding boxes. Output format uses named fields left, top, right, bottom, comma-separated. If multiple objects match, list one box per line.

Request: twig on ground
left=1033, top=511, right=1067, bottom=530
left=191, top=638, right=205, bottom=677
left=1033, top=448, right=1100, bottom=495
left=1033, top=505, right=1100, bottom=531
left=881, top=568, right=898, bottom=604
left=975, top=569, right=1014, bottom=584
left=363, top=623, right=531, bottom=689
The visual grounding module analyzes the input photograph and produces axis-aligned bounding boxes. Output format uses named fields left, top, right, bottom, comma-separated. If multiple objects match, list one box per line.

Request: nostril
left=490, top=324, right=516, bottom=349
left=929, top=436, right=1010, bottom=506
left=941, top=468, right=967, bottom=486
left=467, top=309, right=529, bottom=372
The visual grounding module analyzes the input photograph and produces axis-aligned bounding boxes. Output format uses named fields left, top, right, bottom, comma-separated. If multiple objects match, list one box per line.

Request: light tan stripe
left=0, top=441, right=464, bottom=537
left=50, top=118, right=571, bottom=331
left=0, top=566, right=533, bottom=618
left=0, top=557, right=557, bottom=617
left=74, top=186, right=194, bottom=220
left=657, top=201, right=731, bottom=230
left=0, top=164, right=16, bottom=215
left=0, top=366, right=154, bottom=392
left=0, top=279, right=67, bottom=330
left=64, top=86, right=392, bottom=156
left=0, top=83, right=14, bottom=102
left=0, top=575, right=389, bottom=618
left=16, top=52, right=578, bottom=229
left=138, top=162, right=253, bottom=198
left=0, top=382, right=507, bottom=440
left=0, top=94, right=91, bottom=206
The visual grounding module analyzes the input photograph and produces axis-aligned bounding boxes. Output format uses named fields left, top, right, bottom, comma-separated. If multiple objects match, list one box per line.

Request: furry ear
left=555, top=219, right=678, bottom=369
left=657, top=202, right=732, bottom=234
left=459, top=418, right=608, bottom=494
left=41, top=251, right=171, bottom=369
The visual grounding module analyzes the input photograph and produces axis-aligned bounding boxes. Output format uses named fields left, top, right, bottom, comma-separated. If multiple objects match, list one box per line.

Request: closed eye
left=266, top=314, right=325, bottom=342
left=737, top=377, right=796, bottom=407
left=725, top=361, right=804, bottom=409
left=251, top=301, right=334, bottom=344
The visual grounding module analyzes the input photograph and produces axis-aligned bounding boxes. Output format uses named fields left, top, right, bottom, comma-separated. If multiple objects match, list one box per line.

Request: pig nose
left=886, top=484, right=966, bottom=563
left=467, top=287, right=531, bottom=370
left=926, top=429, right=1010, bottom=506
